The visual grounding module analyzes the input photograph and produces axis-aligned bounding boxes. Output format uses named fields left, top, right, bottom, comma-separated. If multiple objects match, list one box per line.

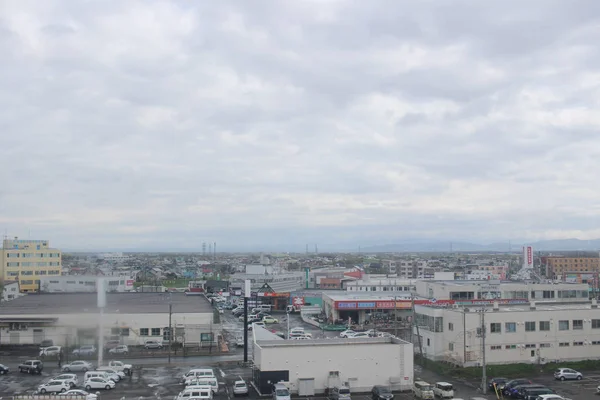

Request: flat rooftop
left=256, top=336, right=411, bottom=348
left=0, top=292, right=213, bottom=315
left=417, top=302, right=598, bottom=313
left=325, top=293, right=415, bottom=302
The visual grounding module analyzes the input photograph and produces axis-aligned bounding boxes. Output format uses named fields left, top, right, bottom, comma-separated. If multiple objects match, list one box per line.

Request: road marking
left=219, top=368, right=226, bottom=377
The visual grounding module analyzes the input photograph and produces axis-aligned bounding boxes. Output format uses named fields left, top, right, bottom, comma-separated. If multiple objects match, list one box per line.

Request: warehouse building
left=414, top=299, right=600, bottom=367
left=251, top=326, right=413, bottom=395
left=39, top=275, right=135, bottom=293
left=0, top=292, right=217, bottom=347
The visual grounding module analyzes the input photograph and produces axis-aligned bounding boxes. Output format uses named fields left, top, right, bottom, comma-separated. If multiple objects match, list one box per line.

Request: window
left=592, top=341, right=600, bottom=345
left=111, top=328, right=120, bottom=335
left=573, top=320, right=583, bottom=330
left=491, top=345, right=502, bottom=350
left=573, top=341, right=584, bottom=346
left=121, top=328, right=129, bottom=336
left=505, top=322, right=516, bottom=333
left=448, top=323, right=454, bottom=331
left=525, top=321, right=536, bottom=332
left=140, top=328, right=149, bottom=336
left=531, top=350, right=535, bottom=357
left=490, top=323, right=501, bottom=333
left=505, top=344, right=516, bottom=349
left=592, top=319, right=600, bottom=329
left=539, top=321, right=550, bottom=331
left=449, top=342, right=454, bottom=351
left=151, top=328, right=161, bottom=336
left=525, top=344, right=536, bottom=348
left=540, top=343, right=551, bottom=348
left=427, top=338, right=430, bottom=346
left=559, top=342, right=570, bottom=347
left=543, top=290, right=555, bottom=298
left=559, top=320, right=569, bottom=331
left=21, top=280, right=33, bottom=285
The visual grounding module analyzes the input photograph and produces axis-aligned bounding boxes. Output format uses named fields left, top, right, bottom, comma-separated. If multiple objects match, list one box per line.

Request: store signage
left=357, top=302, right=376, bottom=308
left=338, top=302, right=357, bottom=309
left=259, top=292, right=288, bottom=298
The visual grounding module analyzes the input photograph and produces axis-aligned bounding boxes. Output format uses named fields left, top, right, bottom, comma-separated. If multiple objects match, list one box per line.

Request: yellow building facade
left=545, top=257, right=600, bottom=278
left=0, top=237, right=62, bottom=292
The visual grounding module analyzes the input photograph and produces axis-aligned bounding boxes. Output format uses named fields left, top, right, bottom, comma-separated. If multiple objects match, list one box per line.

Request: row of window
left=6, top=262, right=61, bottom=267
left=8, top=270, right=61, bottom=277
left=489, top=319, right=598, bottom=333
left=110, top=327, right=171, bottom=339
left=6, top=252, right=60, bottom=258
left=449, top=341, right=600, bottom=352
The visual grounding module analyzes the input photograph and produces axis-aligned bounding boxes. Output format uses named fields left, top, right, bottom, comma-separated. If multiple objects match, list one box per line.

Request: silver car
left=62, top=360, right=94, bottom=372
left=554, top=368, right=583, bottom=381
left=233, top=379, right=249, bottom=396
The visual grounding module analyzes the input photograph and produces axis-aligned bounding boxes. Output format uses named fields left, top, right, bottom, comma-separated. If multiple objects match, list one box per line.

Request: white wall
left=257, top=340, right=413, bottom=393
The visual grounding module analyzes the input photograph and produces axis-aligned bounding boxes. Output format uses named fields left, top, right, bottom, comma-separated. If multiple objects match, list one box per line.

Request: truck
left=107, top=360, right=132, bottom=376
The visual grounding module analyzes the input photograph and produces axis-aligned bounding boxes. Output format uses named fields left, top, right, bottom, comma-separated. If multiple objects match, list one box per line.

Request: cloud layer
left=1, top=0, right=600, bottom=251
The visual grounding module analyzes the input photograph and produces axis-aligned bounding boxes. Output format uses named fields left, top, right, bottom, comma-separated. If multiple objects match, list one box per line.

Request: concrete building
left=543, top=256, right=600, bottom=278
left=2, top=281, right=25, bottom=302
left=346, top=278, right=416, bottom=293
left=39, top=276, right=135, bottom=293
left=322, top=293, right=414, bottom=325
left=414, top=280, right=590, bottom=302
left=414, top=300, right=600, bottom=366
left=0, top=292, right=216, bottom=347
left=98, top=252, right=129, bottom=263
left=251, top=326, right=413, bottom=395
left=0, top=237, right=62, bottom=292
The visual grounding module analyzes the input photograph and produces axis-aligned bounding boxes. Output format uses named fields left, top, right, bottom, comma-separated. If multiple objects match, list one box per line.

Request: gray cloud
left=1, top=0, right=600, bottom=251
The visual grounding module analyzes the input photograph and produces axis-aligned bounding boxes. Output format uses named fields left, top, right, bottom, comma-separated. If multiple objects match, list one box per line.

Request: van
left=187, top=377, right=218, bottom=394
left=177, top=385, right=214, bottom=400
left=272, top=383, right=291, bottom=400
left=433, top=382, right=454, bottom=399
left=413, top=381, right=434, bottom=400
left=330, top=386, right=351, bottom=400
left=182, top=368, right=216, bottom=384
left=84, top=371, right=110, bottom=381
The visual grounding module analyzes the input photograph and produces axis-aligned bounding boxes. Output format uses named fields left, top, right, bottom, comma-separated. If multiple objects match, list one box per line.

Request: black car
left=0, top=364, right=9, bottom=374
left=371, top=385, right=394, bottom=400
left=488, top=377, right=508, bottom=391
left=502, top=379, right=532, bottom=395
left=519, top=387, right=554, bottom=400
left=509, top=384, right=547, bottom=398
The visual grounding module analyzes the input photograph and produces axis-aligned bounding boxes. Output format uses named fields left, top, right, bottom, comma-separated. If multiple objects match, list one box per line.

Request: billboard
left=523, top=246, right=534, bottom=269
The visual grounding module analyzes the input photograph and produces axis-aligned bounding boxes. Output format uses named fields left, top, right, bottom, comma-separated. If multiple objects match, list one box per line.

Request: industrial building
left=39, top=275, right=135, bottom=293
left=0, top=292, right=217, bottom=347
left=251, top=326, right=413, bottom=395
left=414, top=299, right=600, bottom=366
left=0, top=237, right=62, bottom=292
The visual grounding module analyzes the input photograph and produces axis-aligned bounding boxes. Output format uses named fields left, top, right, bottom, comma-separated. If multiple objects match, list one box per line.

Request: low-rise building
left=346, top=278, right=416, bottom=293
left=414, top=300, right=600, bottom=366
left=0, top=292, right=216, bottom=347
left=39, top=276, right=135, bottom=293
left=251, top=326, right=413, bottom=395
left=2, top=281, right=25, bottom=302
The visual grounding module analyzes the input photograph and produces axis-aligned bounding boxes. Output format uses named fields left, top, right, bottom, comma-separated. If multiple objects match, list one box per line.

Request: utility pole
left=243, top=280, right=250, bottom=363
left=411, top=294, right=424, bottom=364
left=394, top=296, right=398, bottom=338
left=168, top=302, right=172, bottom=364
left=480, top=306, right=487, bottom=394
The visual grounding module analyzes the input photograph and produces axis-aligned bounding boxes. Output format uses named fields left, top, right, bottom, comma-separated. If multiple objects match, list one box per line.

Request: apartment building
left=544, top=256, right=600, bottom=278
left=414, top=300, right=600, bottom=366
left=395, top=260, right=432, bottom=279
left=0, top=237, right=62, bottom=292
left=346, top=277, right=416, bottom=292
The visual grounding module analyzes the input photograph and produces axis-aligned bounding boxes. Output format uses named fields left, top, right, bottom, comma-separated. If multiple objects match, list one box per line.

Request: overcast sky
left=1, top=0, right=600, bottom=251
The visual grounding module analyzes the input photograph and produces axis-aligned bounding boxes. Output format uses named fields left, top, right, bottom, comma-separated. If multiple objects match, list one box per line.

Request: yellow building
left=0, top=237, right=62, bottom=292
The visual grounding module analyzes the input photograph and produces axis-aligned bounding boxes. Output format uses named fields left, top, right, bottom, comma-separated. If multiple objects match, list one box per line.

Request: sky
left=1, top=0, right=600, bottom=252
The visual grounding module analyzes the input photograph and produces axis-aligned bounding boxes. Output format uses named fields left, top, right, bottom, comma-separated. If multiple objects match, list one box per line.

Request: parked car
left=518, top=387, right=555, bottom=399
left=40, top=346, right=62, bottom=357
left=73, top=345, right=97, bottom=356
left=412, top=381, right=434, bottom=400
left=39, top=339, right=54, bottom=348
left=236, top=336, right=245, bottom=347
left=262, top=316, right=279, bottom=324
left=108, top=345, right=129, bottom=355
left=38, top=380, right=70, bottom=394
left=503, top=379, right=533, bottom=395
left=107, top=360, right=133, bottom=376
left=508, top=384, right=547, bottom=398
left=84, top=377, right=116, bottom=391
left=433, top=382, right=454, bottom=399
left=62, top=360, right=94, bottom=372
left=371, top=385, right=394, bottom=400
left=339, top=330, right=355, bottom=338
left=144, top=340, right=164, bottom=349
left=60, top=389, right=98, bottom=400
left=535, top=395, right=567, bottom=400
left=329, top=386, right=351, bottom=400
left=488, top=377, right=508, bottom=391
left=0, top=364, right=9, bottom=374
left=96, top=366, right=125, bottom=381
left=104, top=340, right=120, bottom=351
left=18, top=360, right=43, bottom=374
left=233, top=379, right=249, bottom=396
left=54, top=373, right=79, bottom=388
left=289, top=327, right=305, bottom=335
left=554, top=368, right=583, bottom=381
left=348, top=332, right=370, bottom=338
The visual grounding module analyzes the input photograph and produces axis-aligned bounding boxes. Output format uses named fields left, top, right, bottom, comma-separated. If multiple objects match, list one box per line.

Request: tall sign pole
left=97, top=278, right=106, bottom=367
left=243, top=279, right=250, bottom=363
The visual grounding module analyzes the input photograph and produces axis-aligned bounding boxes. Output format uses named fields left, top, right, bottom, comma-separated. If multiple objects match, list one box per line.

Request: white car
left=62, top=360, right=94, bottom=372
left=38, top=380, right=70, bottom=394
left=40, top=346, right=62, bottom=357
left=108, top=345, right=129, bottom=355
left=290, top=335, right=311, bottom=340
left=54, top=373, right=79, bottom=388
left=289, top=327, right=305, bottom=335
left=84, top=377, right=116, bottom=391
left=107, top=360, right=132, bottom=375
left=73, top=345, right=97, bottom=356
left=95, top=367, right=124, bottom=382
left=348, top=332, right=370, bottom=338
left=339, top=330, right=356, bottom=338
left=60, top=390, right=98, bottom=400
left=233, top=379, right=249, bottom=396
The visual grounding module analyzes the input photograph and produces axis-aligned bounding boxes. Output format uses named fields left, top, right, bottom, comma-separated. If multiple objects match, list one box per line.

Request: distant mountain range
left=360, top=239, right=600, bottom=253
